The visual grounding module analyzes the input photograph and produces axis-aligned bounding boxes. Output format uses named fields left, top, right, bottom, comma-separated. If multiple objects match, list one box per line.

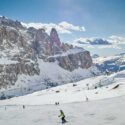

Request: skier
left=55, top=102, right=59, bottom=105
left=23, top=105, right=25, bottom=109
left=85, top=96, right=88, bottom=102
left=58, top=110, right=67, bottom=123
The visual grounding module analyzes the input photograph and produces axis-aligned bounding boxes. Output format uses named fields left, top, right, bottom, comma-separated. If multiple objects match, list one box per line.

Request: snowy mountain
left=93, top=53, right=125, bottom=73
left=1, top=70, right=125, bottom=105
left=0, top=16, right=99, bottom=98
left=75, top=38, right=111, bottom=45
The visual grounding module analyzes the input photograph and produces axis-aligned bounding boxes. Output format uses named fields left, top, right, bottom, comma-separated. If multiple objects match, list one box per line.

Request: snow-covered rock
left=93, top=53, right=125, bottom=73
left=0, top=16, right=97, bottom=98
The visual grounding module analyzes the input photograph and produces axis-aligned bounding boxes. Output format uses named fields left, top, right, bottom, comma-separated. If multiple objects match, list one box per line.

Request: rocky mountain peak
left=0, top=16, right=24, bottom=29
left=50, top=28, right=61, bottom=48
left=0, top=17, right=96, bottom=97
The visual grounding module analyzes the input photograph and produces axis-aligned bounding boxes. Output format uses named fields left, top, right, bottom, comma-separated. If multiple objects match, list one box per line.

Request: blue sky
left=0, top=0, right=125, bottom=56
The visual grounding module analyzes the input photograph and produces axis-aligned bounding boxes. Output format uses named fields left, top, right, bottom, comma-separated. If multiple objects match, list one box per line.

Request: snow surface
left=0, top=70, right=125, bottom=105
left=0, top=59, right=99, bottom=97
left=0, top=96, right=124, bottom=125
left=0, top=71, right=125, bottom=124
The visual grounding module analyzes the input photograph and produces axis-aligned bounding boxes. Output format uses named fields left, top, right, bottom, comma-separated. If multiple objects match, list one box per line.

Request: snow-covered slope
left=0, top=71, right=125, bottom=125
left=0, top=59, right=99, bottom=98
left=0, top=96, right=125, bottom=125
left=0, top=70, right=125, bottom=105
left=93, top=54, right=125, bottom=73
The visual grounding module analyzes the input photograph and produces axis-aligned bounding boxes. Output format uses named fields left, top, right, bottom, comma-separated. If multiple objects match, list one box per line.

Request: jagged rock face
left=31, top=28, right=93, bottom=71
left=50, top=28, right=61, bottom=49
left=0, top=16, right=24, bottom=29
left=47, top=48, right=92, bottom=71
left=0, top=17, right=93, bottom=90
left=50, top=28, right=62, bottom=54
left=0, top=63, right=40, bottom=89
left=50, top=28, right=61, bottom=48
left=0, top=19, right=40, bottom=89
left=29, top=27, right=93, bottom=71
left=0, top=26, right=19, bottom=47
left=0, top=26, right=36, bottom=61
left=31, top=28, right=63, bottom=57
left=0, top=62, right=40, bottom=89
left=34, top=29, right=53, bottom=57
left=62, top=43, right=73, bottom=52
left=79, top=51, right=92, bottom=68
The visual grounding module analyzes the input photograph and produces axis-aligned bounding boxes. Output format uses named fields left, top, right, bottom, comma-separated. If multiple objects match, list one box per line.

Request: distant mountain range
left=76, top=38, right=111, bottom=45
left=93, top=53, right=125, bottom=73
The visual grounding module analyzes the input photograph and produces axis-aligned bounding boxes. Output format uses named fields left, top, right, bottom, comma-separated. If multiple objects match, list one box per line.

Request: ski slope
left=0, top=70, right=125, bottom=105
left=0, top=71, right=125, bottom=125
left=0, top=94, right=125, bottom=125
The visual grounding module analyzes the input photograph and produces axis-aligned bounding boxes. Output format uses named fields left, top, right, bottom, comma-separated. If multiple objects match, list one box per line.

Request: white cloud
left=73, top=37, right=90, bottom=44
left=73, top=37, right=110, bottom=45
left=108, top=35, right=125, bottom=44
left=71, top=36, right=125, bottom=50
left=21, top=21, right=86, bottom=34
left=97, top=45, right=122, bottom=50
left=59, top=21, right=86, bottom=32
left=73, top=36, right=125, bottom=45
left=72, top=41, right=122, bottom=50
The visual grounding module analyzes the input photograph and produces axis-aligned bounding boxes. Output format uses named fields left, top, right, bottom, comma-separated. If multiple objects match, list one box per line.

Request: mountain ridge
left=0, top=16, right=99, bottom=98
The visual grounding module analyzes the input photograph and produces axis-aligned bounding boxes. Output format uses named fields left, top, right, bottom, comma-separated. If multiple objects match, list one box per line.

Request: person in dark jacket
left=58, top=110, right=67, bottom=123
left=23, top=105, right=25, bottom=109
